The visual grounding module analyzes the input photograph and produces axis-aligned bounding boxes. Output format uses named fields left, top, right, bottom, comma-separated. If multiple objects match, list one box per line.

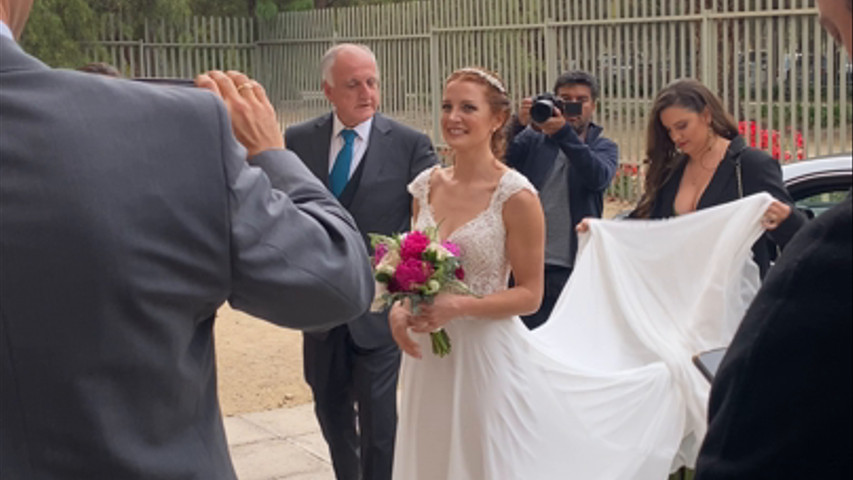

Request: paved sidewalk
left=225, top=403, right=334, bottom=480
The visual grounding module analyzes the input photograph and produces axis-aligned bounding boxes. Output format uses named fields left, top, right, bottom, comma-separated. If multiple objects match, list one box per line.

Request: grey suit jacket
left=0, top=37, right=372, bottom=479
left=285, top=113, right=437, bottom=348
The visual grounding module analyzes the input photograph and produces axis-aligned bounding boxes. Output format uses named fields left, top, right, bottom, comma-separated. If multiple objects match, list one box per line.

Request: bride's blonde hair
left=445, top=67, right=512, bottom=160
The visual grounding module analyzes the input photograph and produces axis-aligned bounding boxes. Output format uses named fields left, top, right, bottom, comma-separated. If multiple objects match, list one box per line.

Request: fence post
left=429, top=29, right=440, bottom=144
left=701, top=8, right=716, bottom=93
left=138, top=39, right=145, bottom=77
left=545, top=19, right=557, bottom=86
left=251, top=16, right=259, bottom=82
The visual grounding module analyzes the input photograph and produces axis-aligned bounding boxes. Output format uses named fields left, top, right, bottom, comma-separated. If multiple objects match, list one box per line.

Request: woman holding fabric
left=630, top=78, right=805, bottom=277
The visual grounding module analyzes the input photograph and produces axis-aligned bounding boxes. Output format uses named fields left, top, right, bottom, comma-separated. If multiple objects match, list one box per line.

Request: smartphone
left=132, top=77, right=195, bottom=87
left=563, top=101, right=583, bottom=116
left=692, top=347, right=727, bottom=382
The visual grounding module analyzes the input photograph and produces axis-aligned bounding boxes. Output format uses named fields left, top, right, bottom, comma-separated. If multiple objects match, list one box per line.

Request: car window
left=795, top=189, right=850, bottom=218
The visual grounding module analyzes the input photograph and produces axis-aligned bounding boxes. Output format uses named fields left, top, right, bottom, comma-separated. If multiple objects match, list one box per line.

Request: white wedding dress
left=393, top=166, right=773, bottom=480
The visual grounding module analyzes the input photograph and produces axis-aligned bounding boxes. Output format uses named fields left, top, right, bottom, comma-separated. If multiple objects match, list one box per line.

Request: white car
left=782, top=154, right=853, bottom=218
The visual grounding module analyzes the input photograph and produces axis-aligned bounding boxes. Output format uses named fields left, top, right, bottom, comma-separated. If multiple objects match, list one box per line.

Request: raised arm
left=743, top=150, right=806, bottom=248
left=198, top=70, right=373, bottom=329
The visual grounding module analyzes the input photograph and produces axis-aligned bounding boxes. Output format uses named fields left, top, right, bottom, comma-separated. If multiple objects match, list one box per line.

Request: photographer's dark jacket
left=506, top=121, right=619, bottom=265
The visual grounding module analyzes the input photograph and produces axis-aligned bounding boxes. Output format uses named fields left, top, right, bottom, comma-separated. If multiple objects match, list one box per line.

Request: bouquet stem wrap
left=430, top=329, right=452, bottom=358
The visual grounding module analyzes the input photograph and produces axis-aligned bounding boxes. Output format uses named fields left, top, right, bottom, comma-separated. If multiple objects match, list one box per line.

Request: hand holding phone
left=692, top=347, right=727, bottom=382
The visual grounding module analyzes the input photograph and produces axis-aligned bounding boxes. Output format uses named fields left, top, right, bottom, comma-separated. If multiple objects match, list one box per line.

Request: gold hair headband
left=454, top=68, right=507, bottom=94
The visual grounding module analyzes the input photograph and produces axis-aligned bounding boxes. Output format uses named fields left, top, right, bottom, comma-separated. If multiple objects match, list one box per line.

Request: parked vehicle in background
left=610, top=152, right=851, bottom=220
left=782, top=153, right=852, bottom=218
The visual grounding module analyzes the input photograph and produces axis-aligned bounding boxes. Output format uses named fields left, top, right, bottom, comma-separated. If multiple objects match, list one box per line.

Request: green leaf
left=375, top=271, right=392, bottom=283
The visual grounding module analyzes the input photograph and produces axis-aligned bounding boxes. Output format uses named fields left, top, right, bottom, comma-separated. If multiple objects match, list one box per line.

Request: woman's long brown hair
left=633, top=78, right=740, bottom=218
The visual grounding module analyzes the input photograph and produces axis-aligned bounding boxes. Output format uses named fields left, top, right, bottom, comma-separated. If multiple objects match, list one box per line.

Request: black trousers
left=303, top=325, right=400, bottom=480
left=521, top=265, right=573, bottom=330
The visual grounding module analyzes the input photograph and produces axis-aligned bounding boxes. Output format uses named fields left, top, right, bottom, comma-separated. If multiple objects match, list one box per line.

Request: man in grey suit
left=285, top=43, right=437, bottom=480
left=0, top=2, right=372, bottom=479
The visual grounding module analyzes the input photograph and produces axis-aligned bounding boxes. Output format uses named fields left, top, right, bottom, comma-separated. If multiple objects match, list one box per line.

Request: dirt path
left=214, top=306, right=311, bottom=415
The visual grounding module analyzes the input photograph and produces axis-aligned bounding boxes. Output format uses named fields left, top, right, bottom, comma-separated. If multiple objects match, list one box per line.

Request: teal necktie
left=330, top=129, right=357, bottom=198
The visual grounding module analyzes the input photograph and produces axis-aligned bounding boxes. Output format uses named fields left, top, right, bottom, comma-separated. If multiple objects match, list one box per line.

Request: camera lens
left=530, top=99, right=555, bottom=124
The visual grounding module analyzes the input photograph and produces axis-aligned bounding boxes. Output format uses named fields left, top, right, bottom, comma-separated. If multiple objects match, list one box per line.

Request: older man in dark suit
left=285, top=43, right=437, bottom=480
left=0, top=1, right=373, bottom=478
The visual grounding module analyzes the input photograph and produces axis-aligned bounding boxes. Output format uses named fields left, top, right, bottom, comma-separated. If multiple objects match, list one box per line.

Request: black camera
left=530, top=93, right=583, bottom=123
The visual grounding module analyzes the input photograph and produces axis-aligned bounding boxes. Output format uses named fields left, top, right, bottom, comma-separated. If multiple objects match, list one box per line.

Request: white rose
left=375, top=249, right=401, bottom=277
left=424, top=279, right=441, bottom=295
left=426, top=243, right=452, bottom=261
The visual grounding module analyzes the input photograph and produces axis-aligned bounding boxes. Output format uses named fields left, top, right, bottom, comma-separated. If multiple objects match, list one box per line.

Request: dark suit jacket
left=506, top=122, right=619, bottom=265
left=637, top=135, right=806, bottom=277
left=0, top=37, right=372, bottom=479
left=695, top=195, right=852, bottom=479
left=285, top=112, right=437, bottom=349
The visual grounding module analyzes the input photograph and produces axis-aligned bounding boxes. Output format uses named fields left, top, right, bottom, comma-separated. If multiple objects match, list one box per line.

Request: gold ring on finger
left=237, top=82, right=255, bottom=92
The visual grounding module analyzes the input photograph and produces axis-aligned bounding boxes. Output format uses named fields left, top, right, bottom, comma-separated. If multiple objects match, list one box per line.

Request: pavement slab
left=226, top=403, right=334, bottom=480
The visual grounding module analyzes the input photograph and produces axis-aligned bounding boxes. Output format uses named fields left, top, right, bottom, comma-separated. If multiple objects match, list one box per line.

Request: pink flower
left=442, top=241, right=461, bottom=257
left=401, top=231, right=431, bottom=260
left=373, top=243, right=388, bottom=266
left=393, top=259, right=434, bottom=292
left=454, top=267, right=465, bottom=281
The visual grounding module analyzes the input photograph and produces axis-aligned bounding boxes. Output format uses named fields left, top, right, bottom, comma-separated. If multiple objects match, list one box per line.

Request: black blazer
left=638, top=136, right=805, bottom=277
left=695, top=195, right=852, bottom=478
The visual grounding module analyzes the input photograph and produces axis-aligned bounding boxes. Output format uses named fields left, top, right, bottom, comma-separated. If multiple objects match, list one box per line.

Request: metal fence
left=88, top=0, right=852, bottom=202
left=86, top=15, right=254, bottom=81
left=255, top=0, right=851, bottom=201
left=256, top=3, right=433, bottom=133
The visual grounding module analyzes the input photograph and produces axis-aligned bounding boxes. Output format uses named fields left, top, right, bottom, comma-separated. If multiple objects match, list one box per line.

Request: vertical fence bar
left=789, top=14, right=798, bottom=160
left=838, top=49, right=853, bottom=152
left=632, top=0, right=640, bottom=169
left=689, top=1, right=696, bottom=78
left=841, top=45, right=849, bottom=152
left=827, top=37, right=836, bottom=154
left=813, top=15, right=822, bottom=156
left=754, top=12, right=762, bottom=150
left=777, top=12, right=786, bottom=162
left=615, top=3, right=624, bottom=167
left=733, top=0, right=741, bottom=121
left=430, top=24, right=440, bottom=141
left=766, top=14, right=774, bottom=158
left=801, top=7, right=810, bottom=155
left=144, top=18, right=150, bottom=77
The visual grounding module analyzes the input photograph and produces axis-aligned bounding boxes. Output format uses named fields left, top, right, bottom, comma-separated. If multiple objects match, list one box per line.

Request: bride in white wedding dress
left=389, top=68, right=774, bottom=480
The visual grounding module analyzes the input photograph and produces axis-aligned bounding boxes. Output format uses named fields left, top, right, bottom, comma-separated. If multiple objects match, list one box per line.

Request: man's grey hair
left=321, top=43, right=378, bottom=86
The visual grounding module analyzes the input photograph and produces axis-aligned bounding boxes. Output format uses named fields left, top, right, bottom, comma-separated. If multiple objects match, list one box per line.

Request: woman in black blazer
left=630, top=79, right=806, bottom=277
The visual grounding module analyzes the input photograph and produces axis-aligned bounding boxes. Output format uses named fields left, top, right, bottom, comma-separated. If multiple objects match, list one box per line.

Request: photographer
left=506, top=70, right=619, bottom=330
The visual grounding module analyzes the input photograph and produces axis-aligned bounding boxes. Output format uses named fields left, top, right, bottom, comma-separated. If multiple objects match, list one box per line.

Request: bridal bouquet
left=369, top=227, right=475, bottom=357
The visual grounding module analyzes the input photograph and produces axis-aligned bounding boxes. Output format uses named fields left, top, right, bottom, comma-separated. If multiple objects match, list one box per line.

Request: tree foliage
left=20, top=0, right=98, bottom=68
left=18, top=0, right=410, bottom=67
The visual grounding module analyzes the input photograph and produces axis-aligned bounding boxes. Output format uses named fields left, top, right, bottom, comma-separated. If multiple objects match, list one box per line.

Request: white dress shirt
left=328, top=115, right=373, bottom=179
left=0, top=20, right=14, bottom=41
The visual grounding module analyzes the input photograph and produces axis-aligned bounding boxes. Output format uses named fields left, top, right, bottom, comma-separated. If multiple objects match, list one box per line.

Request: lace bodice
left=408, top=166, right=536, bottom=298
